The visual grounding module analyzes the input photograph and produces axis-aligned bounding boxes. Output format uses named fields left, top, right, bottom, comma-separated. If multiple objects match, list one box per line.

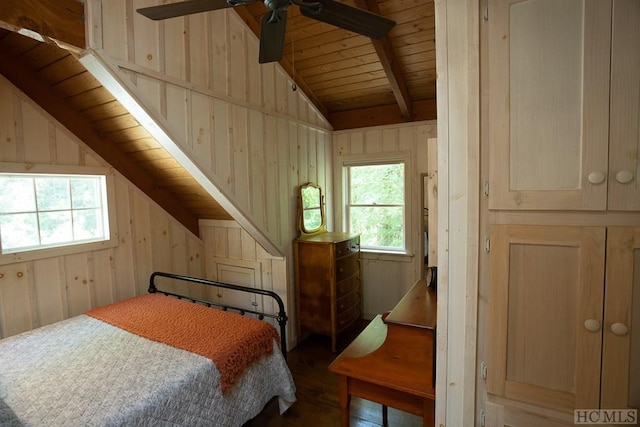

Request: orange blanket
left=85, top=293, right=280, bottom=393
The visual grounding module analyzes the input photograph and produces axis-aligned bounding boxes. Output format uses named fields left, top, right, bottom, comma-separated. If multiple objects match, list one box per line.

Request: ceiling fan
left=137, top=0, right=396, bottom=64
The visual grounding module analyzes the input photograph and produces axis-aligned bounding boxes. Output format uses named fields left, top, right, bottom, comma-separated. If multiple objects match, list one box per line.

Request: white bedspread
left=0, top=315, right=296, bottom=426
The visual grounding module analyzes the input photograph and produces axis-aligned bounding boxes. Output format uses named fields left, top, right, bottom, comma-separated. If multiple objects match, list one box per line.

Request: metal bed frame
left=149, top=271, right=288, bottom=359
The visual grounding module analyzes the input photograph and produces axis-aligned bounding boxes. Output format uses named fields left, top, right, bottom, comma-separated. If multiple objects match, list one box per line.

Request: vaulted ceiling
left=234, top=0, right=436, bottom=129
left=0, top=0, right=435, bottom=236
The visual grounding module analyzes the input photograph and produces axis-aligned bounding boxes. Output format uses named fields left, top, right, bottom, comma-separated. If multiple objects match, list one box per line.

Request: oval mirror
left=297, top=182, right=326, bottom=235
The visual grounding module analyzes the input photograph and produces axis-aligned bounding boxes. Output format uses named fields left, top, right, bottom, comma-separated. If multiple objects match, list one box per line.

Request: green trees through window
left=346, top=162, right=405, bottom=251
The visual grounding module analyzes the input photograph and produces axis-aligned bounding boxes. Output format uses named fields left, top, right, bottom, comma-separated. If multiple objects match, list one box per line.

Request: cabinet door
left=601, top=227, right=640, bottom=409
left=488, top=0, right=611, bottom=210
left=608, top=1, right=640, bottom=210
left=487, top=225, right=606, bottom=412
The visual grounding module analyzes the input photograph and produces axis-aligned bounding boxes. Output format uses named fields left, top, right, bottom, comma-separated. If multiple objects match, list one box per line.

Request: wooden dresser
left=294, top=231, right=361, bottom=351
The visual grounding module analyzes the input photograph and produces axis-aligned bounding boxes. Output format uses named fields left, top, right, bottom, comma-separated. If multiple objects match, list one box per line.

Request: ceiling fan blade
left=259, top=10, right=288, bottom=63
left=137, top=0, right=235, bottom=21
left=299, top=0, right=395, bottom=39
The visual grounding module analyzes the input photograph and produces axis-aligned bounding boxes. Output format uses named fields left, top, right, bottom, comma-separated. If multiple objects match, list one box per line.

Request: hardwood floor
left=244, top=321, right=424, bottom=427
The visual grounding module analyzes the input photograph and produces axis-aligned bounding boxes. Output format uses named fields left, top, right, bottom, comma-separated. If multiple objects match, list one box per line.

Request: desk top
left=328, top=280, right=437, bottom=398
left=384, top=279, right=436, bottom=330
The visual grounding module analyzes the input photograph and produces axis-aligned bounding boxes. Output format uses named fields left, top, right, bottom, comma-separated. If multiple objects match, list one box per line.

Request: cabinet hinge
left=482, top=180, right=489, bottom=197
left=480, top=409, right=486, bottom=426
left=482, top=2, right=488, bottom=23
left=481, top=361, right=488, bottom=379
left=484, top=236, right=490, bottom=253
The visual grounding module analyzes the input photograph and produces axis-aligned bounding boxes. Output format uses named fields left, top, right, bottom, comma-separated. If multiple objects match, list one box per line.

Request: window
left=0, top=171, right=112, bottom=255
left=345, top=161, right=406, bottom=252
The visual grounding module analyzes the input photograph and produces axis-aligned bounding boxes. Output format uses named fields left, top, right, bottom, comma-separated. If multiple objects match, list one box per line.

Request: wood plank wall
left=96, top=0, right=333, bottom=257
left=94, top=0, right=334, bottom=341
left=90, top=1, right=436, bottom=342
left=199, top=219, right=291, bottom=341
left=333, top=122, right=437, bottom=319
left=0, top=77, right=205, bottom=338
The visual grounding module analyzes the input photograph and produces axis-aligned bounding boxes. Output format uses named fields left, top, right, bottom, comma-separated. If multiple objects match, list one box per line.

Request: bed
left=0, top=271, right=296, bottom=426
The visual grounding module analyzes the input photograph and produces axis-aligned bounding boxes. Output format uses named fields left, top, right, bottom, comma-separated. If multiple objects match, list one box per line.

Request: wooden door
left=601, top=227, right=640, bottom=409
left=487, top=225, right=606, bottom=412
left=488, top=0, right=611, bottom=210
left=608, top=0, right=640, bottom=210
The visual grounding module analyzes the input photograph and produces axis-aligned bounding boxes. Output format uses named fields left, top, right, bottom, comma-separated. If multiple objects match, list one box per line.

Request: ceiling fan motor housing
left=264, top=0, right=291, bottom=11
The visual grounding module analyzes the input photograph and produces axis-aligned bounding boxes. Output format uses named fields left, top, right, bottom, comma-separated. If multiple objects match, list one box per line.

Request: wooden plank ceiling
left=0, top=28, right=230, bottom=236
left=0, top=0, right=436, bottom=236
left=235, top=0, right=436, bottom=129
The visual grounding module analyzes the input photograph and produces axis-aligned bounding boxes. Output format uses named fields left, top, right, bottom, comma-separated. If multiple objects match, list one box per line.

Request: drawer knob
left=611, top=322, right=629, bottom=336
left=583, top=319, right=601, bottom=332
left=615, top=170, right=634, bottom=184
left=587, top=171, right=605, bottom=185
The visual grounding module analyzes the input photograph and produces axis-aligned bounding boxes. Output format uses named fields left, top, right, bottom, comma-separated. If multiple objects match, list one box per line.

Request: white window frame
left=335, top=152, right=413, bottom=256
left=0, top=163, right=118, bottom=265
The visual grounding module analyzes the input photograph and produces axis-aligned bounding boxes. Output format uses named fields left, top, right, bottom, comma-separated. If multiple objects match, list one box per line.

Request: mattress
left=0, top=310, right=296, bottom=426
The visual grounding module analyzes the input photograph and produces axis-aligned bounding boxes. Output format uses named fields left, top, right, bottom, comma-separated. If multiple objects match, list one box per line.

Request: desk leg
left=337, top=375, right=351, bottom=427
left=423, top=399, right=435, bottom=427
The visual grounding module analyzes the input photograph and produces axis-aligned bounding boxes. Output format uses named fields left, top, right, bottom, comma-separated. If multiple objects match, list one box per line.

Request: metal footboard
left=149, top=271, right=288, bottom=359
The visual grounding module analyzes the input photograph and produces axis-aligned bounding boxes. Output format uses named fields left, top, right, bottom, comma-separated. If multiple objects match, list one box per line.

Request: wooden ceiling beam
left=0, top=0, right=85, bottom=52
left=329, top=99, right=436, bottom=131
left=0, top=49, right=201, bottom=236
left=354, top=0, right=413, bottom=121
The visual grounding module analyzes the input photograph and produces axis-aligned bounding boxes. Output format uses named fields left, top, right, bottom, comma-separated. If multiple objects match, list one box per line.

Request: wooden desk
left=328, top=280, right=436, bottom=427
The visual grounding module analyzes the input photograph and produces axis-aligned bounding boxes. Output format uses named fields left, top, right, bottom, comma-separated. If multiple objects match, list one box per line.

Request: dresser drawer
left=336, top=252, right=359, bottom=282
left=336, top=275, right=359, bottom=299
left=336, top=303, right=360, bottom=332
left=337, top=290, right=360, bottom=315
left=335, top=237, right=360, bottom=258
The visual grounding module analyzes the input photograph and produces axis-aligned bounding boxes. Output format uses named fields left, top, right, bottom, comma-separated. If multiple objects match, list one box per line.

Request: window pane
left=0, top=213, right=39, bottom=250
left=350, top=164, right=404, bottom=205
left=1, top=172, right=111, bottom=255
left=71, top=178, right=100, bottom=209
left=73, top=209, right=103, bottom=240
left=349, top=206, right=404, bottom=249
left=39, top=211, right=73, bottom=245
left=36, top=178, right=70, bottom=211
left=0, top=177, right=36, bottom=213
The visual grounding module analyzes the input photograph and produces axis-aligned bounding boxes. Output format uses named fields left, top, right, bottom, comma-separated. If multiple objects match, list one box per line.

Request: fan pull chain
left=291, top=17, right=297, bottom=91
